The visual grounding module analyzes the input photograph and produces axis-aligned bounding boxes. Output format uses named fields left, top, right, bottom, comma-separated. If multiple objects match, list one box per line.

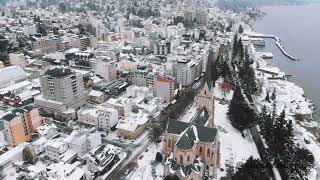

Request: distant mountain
left=216, top=0, right=317, bottom=11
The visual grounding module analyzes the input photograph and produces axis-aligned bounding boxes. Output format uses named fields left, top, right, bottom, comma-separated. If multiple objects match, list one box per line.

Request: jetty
left=246, top=32, right=299, bottom=61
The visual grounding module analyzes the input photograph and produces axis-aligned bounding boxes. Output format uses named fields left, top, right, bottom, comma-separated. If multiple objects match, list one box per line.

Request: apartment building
left=35, top=67, right=87, bottom=120
left=155, top=75, right=175, bottom=102
left=31, top=35, right=63, bottom=54
left=1, top=106, right=44, bottom=146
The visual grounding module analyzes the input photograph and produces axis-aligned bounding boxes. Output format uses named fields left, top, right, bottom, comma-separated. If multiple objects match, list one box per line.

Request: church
left=162, top=82, right=220, bottom=180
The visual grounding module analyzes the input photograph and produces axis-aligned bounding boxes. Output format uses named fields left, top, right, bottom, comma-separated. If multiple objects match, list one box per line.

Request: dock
left=247, top=33, right=299, bottom=61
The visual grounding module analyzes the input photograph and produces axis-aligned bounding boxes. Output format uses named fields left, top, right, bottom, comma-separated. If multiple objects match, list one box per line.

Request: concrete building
left=68, top=34, right=81, bottom=48
left=23, top=24, right=37, bottom=37
left=116, top=110, right=149, bottom=140
left=131, top=66, right=155, bottom=89
left=0, top=66, right=27, bottom=88
left=92, top=59, right=117, bottom=82
left=154, top=39, right=171, bottom=56
left=9, top=53, right=26, bottom=68
left=31, top=35, right=63, bottom=55
left=172, top=59, right=195, bottom=87
left=78, top=106, right=118, bottom=131
left=44, top=138, right=68, bottom=162
left=34, top=67, right=87, bottom=121
left=86, top=144, right=121, bottom=174
left=155, top=75, right=175, bottom=102
left=80, top=36, right=90, bottom=50
left=1, top=106, right=44, bottom=146
left=103, top=97, right=132, bottom=118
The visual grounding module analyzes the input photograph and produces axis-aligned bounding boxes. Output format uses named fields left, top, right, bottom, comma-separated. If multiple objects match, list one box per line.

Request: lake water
left=253, top=3, right=320, bottom=120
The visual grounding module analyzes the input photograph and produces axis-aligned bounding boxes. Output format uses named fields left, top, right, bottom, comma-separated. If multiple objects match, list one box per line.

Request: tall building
left=154, top=39, right=171, bottom=56
left=80, top=36, right=90, bottom=50
left=92, top=59, right=117, bottom=82
left=155, top=75, right=175, bottom=102
left=31, top=35, right=63, bottom=55
left=172, top=60, right=194, bottom=87
left=131, top=66, right=155, bottom=89
left=35, top=67, right=87, bottom=120
left=1, top=106, right=44, bottom=146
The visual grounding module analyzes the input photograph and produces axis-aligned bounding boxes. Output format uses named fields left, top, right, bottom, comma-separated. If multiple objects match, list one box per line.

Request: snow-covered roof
left=0, top=142, right=28, bottom=167
left=116, top=110, right=149, bottom=132
left=0, top=66, right=26, bottom=87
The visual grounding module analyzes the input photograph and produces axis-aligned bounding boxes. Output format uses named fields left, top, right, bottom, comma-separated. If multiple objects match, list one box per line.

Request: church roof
left=166, top=153, right=203, bottom=177
left=190, top=107, right=209, bottom=126
left=166, top=120, right=218, bottom=150
left=202, top=50, right=215, bottom=90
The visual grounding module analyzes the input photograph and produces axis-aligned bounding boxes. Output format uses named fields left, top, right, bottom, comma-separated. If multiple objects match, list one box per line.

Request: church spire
left=202, top=50, right=215, bottom=90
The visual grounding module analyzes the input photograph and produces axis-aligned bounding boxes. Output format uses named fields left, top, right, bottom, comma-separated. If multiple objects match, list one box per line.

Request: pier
left=247, top=33, right=299, bottom=61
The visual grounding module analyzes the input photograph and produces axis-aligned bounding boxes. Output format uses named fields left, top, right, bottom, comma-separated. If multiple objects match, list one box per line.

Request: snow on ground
left=128, top=143, right=164, bottom=180
left=213, top=78, right=234, bottom=101
left=251, top=45, right=320, bottom=179
left=214, top=99, right=260, bottom=178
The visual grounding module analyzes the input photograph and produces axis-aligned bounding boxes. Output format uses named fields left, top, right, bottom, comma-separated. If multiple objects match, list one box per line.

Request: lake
left=253, top=3, right=320, bottom=120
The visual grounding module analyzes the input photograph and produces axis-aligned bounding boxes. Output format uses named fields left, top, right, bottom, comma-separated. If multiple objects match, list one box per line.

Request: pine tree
left=228, top=86, right=257, bottom=134
left=232, top=34, right=238, bottom=59
left=232, top=156, right=269, bottom=180
left=22, top=147, right=34, bottom=164
left=265, top=92, right=270, bottom=102
left=238, top=24, right=244, bottom=34
left=286, top=147, right=314, bottom=180
left=271, top=88, right=276, bottom=101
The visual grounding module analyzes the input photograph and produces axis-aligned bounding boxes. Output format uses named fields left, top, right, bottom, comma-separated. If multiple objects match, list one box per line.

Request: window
left=168, top=139, right=171, bottom=148
left=199, top=147, right=202, bottom=154
left=180, top=155, right=183, bottom=164
left=206, top=165, right=209, bottom=170
left=207, top=149, right=210, bottom=156
left=187, top=155, right=190, bottom=162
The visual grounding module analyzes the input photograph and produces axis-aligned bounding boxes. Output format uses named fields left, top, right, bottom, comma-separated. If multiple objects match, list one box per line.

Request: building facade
left=155, top=75, right=175, bottom=102
left=35, top=67, right=87, bottom=120
left=1, top=106, right=44, bottom=146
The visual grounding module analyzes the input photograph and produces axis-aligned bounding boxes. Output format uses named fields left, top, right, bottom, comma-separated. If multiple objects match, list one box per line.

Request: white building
left=0, top=142, right=28, bottom=171
left=23, top=24, right=37, bottom=36
left=9, top=53, right=26, bottom=68
left=172, top=60, right=195, bottom=86
left=92, top=59, right=117, bottom=82
left=86, top=144, right=122, bottom=174
left=103, top=97, right=132, bottom=118
left=44, top=138, right=68, bottom=162
left=64, top=131, right=91, bottom=157
left=78, top=106, right=118, bottom=131
left=0, top=66, right=27, bottom=88
left=154, top=75, right=175, bottom=102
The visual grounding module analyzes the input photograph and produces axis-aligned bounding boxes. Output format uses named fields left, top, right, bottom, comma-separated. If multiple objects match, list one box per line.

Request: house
left=64, top=130, right=102, bottom=157
left=46, top=161, right=86, bottom=180
left=103, top=97, right=132, bottom=118
left=86, top=144, right=121, bottom=175
left=88, top=90, right=106, bottom=104
left=44, top=138, right=68, bottom=162
left=116, top=110, right=149, bottom=139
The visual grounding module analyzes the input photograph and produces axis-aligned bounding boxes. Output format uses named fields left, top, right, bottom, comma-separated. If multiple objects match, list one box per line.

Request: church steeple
left=197, top=82, right=215, bottom=128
